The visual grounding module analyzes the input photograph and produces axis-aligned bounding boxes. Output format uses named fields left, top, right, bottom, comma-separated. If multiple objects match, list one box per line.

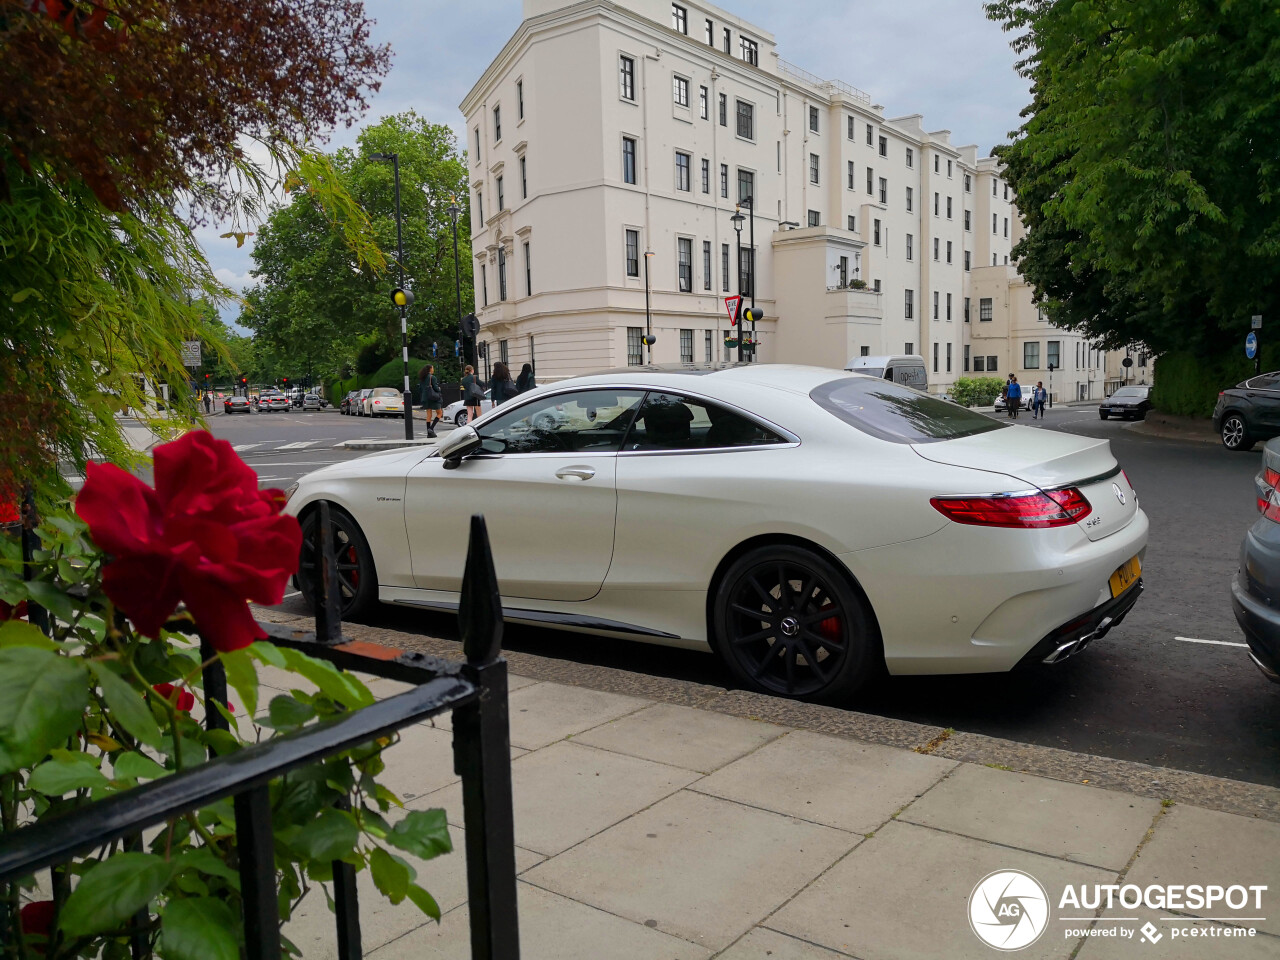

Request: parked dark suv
left=1213, top=372, right=1280, bottom=451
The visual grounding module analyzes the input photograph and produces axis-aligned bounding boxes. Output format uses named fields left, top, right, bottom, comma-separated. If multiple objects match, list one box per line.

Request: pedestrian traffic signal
left=741, top=307, right=764, bottom=324
left=391, top=287, right=414, bottom=308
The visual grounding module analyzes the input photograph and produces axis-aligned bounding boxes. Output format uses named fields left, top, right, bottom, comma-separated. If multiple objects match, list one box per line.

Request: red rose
left=20, top=900, right=55, bottom=944
left=152, top=682, right=196, bottom=713
left=75, top=430, right=301, bottom=652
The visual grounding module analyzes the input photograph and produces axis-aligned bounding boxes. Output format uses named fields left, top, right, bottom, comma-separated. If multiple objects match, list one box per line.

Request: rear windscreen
left=811, top=377, right=1007, bottom=444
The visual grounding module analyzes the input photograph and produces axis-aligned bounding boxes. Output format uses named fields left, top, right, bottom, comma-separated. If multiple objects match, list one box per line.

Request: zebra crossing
left=232, top=440, right=341, bottom=453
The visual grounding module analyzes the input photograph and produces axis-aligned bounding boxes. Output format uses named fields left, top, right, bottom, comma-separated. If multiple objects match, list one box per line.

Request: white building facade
left=460, top=0, right=1102, bottom=396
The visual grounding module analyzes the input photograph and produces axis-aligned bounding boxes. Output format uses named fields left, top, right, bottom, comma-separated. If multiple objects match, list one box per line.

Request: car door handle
left=555, top=466, right=596, bottom=481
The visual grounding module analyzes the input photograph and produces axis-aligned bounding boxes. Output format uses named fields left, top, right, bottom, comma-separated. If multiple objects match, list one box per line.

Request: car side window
left=624, top=393, right=786, bottom=451
left=476, top=390, right=645, bottom=454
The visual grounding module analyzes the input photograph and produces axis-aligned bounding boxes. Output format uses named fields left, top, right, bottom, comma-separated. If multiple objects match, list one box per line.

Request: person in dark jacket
left=460, top=364, right=483, bottom=424
left=419, top=364, right=443, bottom=437
left=490, top=362, right=518, bottom=405
left=516, top=363, right=535, bottom=394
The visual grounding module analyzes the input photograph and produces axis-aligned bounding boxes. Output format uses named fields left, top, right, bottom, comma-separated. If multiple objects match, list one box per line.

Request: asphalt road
left=218, top=402, right=1280, bottom=787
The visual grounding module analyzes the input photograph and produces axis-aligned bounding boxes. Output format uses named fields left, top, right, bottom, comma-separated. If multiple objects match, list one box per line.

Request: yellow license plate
left=1109, top=555, right=1141, bottom=598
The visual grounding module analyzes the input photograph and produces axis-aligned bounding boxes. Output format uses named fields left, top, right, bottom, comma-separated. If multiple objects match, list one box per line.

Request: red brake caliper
left=347, top=545, right=359, bottom=587
left=817, top=603, right=842, bottom=646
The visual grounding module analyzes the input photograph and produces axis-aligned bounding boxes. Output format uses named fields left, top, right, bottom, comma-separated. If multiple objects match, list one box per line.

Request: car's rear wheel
left=297, top=506, right=378, bottom=619
left=711, top=545, right=880, bottom=703
left=1221, top=413, right=1254, bottom=451
left=455, top=410, right=469, bottom=427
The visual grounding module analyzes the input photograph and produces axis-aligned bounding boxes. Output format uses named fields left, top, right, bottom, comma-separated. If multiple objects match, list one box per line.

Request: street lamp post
left=370, top=152, right=413, bottom=440
left=731, top=206, right=745, bottom=363
left=447, top=198, right=472, bottom=368
left=744, top=195, right=755, bottom=361
left=643, top=250, right=654, bottom=364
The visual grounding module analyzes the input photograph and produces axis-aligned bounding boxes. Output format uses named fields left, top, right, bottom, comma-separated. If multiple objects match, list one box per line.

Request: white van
left=845, top=354, right=928, bottom=390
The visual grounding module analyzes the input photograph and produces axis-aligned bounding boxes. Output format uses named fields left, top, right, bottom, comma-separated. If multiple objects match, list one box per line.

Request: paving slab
left=767, top=819, right=1115, bottom=960
left=370, top=881, right=712, bottom=959
left=411, top=740, right=699, bottom=856
left=285, top=825, right=542, bottom=959
left=1076, top=912, right=1279, bottom=959
left=573, top=702, right=789, bottom=773
left=1123, top=804, right=1280, bottom=937
left=899, top=764, right=1161, bottom=870
left=691, top=730, right=955, bottom=834
left=523, top=789, right=856, bottom=951
left=716, top=927, right=854, bottom=959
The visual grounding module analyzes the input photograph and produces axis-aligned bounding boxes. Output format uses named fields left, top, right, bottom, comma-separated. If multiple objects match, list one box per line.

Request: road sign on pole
left=181, top=341, right=201, bottom=367
left=724, top=295, right=742, bottom=327
left=1253, top=315, right=1263, bottom=330
left=1246, top=331, right=1258, bottom=359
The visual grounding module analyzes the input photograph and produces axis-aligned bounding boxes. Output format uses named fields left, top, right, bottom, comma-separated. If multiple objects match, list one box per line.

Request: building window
left=993, top=253, right=998, bottom=266
left=932, top=290, right=939, bottom=319
left=719, top=93, right=727, bottom=126
left=675, top=151, right=691, bottom=191
left=866, top=123, right=873, bottom=145
left=480, top=263, right=488, bottom=306
left=878, top=177, right=887, bottom=204
left=673, top=75, right=689, bottom=107
left=810, top=153, right=820, bottom=184
left=905, top=342, right=914, bottom=355
left=520, top=157, right=527, bottom=198
left=838, top=255, right=849, bottom=285
left=934, top=192, right=940, bottom=216
left=964, top=173, right=972, bottom=192
left=476, top=190, right=483, bottom=223
left=874, top=279, right=881, bottom=292
left=946, top=240, right=952, bottom=264
left=878, top=135, right=887, bottom=157
left=723, top=26, right=730, bottom=53
left=979, top=297, right=993, bottom=321
left=625, top=229, right=640, bottom=277
left=1003, top=217, right=1009, bottom=238
left=737, top=168, right=754, bottom=204
left=627, top=326, right=643, bottom=365
left=677, top=237, right=692, bottom=292
left=680, top=328, right=694, bottom=363
left=739, top=247, right=755, bottom=297
left=1004, top=182, right=1010, bottom=200
left=497, top=247, right=507, bottom=301
left=705, top=18, right=713, bottom=45
left=847, top=116, right=855, bottom=140
left=700, top=85, right=709, bottom=120
left=496, top=176, right=504, bottom=212
left=933, top=237, right=939, bottom=260
left=1048, top=341, right=1061, bottom=370
left=946, top=196, right=953, bottom=219
left=499, top=339, right=509, bottom=364
left=517, top=80, right=524, bottom=119
left=873, top=218, right=881, bottom=245
left=741, top=36, right=758, bottom=65
left=993, top=213, right=998, bottom=233
left=947, top=159, right=953, bottom=178
left=933, top=342, right=939, bottom=372
left=847, top=160, right=855, bottom=189
left=720, top=163, right=728, bottom=198
left=866, top=166, right=873, bottom=195
left=906, top=146, right=914, bottom=168
left=809, top=105, right=819, bottom=133
left=703, top=240, right=711, bottom=290
left=905, top=233, right=913, bottom=260
left=934, top=154, right=939, bottom=174
left=701, top=158, right=710, bottom=193
left=473, top=126, right=480, bottom=163
left=906, top=186, right=913, bottom=211
left=622, top=137, right=637, bottom=184
left=1024, top=342, right=1040, bottom=369
left=493, top=105, right=501, bottom=142
left=523, top=241, right=531, bottom=296
left=620, top=56, right=635, bottom=100
left=721, top=243, right=729, bottom=292
left=964, top=297, right=970, bottom=322
left=904, top=288, right=914, bottom=319
left=736, top=100, right=754, bottom=140
left=946, top=292, right=952, bottom=319
left=947, top=342, right=952, bottom=372
left=861, top=345, right=870, bottom=357
left=964, top=344, right=970, bottom=371
left=847, top=214, right=856, bottom=231
left=964, top=250, right=971, bottom=271
left=993, top=179, right=998, bottom=197
left=807, top=209, right=820, bottom=227
left=987, top=355, right=998, bottom=371
left=671, top=3, right=687, bottom=34
left=704, top=329, right=713, bottom=362
left=974, top=355, right=985, bottom=372
left=964, top=209, right=971, bottom=231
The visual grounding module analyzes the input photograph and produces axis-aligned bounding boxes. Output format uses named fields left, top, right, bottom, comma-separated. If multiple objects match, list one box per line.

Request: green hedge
left=1152, top=347, right=1280, bottom=418
left=951, top=376, right=1006, bottom=407
left=326, top=357, right=452, bottom=405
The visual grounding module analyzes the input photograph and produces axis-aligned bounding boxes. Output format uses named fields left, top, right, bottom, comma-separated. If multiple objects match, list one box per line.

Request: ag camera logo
left=969, top=869, right=1049, bottom=951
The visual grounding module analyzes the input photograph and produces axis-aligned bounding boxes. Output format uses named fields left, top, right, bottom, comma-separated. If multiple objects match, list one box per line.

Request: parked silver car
left=302, top=393, right=322, bottom=411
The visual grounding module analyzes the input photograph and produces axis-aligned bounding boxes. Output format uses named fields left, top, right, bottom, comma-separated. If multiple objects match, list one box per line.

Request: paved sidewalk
left=255, top=611, right=1280, bottom=959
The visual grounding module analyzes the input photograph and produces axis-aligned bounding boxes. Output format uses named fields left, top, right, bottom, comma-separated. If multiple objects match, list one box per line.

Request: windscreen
left=371, top=387, right=399, bottom=398
left=812, top=377, right=1007, bottom=444
left=1110, top=387, right=1148, bottom=399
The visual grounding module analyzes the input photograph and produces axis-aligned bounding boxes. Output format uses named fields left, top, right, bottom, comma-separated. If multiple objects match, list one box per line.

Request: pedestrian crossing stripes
left=275, top=441, right=319, bottom=450
left=232, top=443, right=262, bottom=452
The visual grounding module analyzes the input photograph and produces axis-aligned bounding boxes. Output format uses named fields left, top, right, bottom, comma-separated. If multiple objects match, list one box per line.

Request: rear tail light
left=1266, top=467, right=1280, bottom=489
left=930, top=487, right=1092, bottom=529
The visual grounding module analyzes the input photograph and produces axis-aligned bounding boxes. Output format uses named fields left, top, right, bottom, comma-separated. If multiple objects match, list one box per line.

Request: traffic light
left=391, top=287, right=414, bottom=308
left=641, top=334, right=657, bottom=347
left=741, top=307, right=764, bottom=325
left=282, top=377, right=289, bottom=385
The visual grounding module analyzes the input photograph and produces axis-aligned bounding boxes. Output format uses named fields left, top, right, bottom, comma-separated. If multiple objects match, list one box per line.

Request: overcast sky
left=201, top=0, right=1029, bottom=329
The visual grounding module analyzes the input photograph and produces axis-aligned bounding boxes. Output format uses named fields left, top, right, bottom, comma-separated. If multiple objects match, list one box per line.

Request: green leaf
left=174, top=848, right=241, bottom=890
left=160, top=898, right=238, bottom=960
left=60, top=854, right=175, bottom=937
left=112, top=751, right=169, bottom=781
left=406, top=883, right=442, bottom=922
left=386, top=809, right=452, bottom=862
left=11, top=287, right=42, bottom=303
left=28, top=755, right=109, bottom=795
left=221, top=648, right=259, bottom=716
left=249, top=640, right=287, bottom=668
left=266, top=695, right=315, bottom=730
left=22, top=580, right=78, bottom=623
left=369, top=847, right=412, bottom=905
left=279, top=648, right=374, bottom=710
left=291, top=808, right=359, bottom=863
left=0, top=619, right=59, bottom=651
left=90, top=662, right=164, bottom=749
left=0, top=648, right=89, bottom=774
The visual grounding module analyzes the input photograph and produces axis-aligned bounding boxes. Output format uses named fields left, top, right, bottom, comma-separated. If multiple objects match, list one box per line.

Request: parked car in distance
left=1099, top=385, right=1151, bottom=421
left=363, top=387, right=404, bottom=418
left=844, top=354, right=928, bottom=390
left=443, top=389, right=496, bottom=427
left=354, top=389, right=374, bottom=416
left=340, top=391, right=359, bottom=415
left=1214, top=372, right=1280, bottom=451
left=224, top=395, right=252, bottom=414
left=1231, top=436, right=1280, bottom=681
left=302, top=394, right=322, bottom=411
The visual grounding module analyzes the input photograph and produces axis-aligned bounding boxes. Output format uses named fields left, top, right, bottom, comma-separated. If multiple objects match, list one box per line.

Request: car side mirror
left=439, top=425, right=482, bottom=468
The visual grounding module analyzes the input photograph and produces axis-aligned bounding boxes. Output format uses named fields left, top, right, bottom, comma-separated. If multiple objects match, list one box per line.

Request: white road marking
left=232, top=443, right=263, bottom=452
left=282, top=591, right=301, bottom=600
left=243, top=460, right=348, bottom=467
left=1174, top=636, right=1249, bottom=648
left=276, top=441, right=319, bottom=450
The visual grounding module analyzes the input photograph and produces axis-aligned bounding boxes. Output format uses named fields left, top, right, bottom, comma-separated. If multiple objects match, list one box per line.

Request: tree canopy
left=986, top=0, right=1280, bottom=356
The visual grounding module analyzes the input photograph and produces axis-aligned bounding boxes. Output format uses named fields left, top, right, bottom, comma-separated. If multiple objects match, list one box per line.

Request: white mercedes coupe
left=284, top=365, right=1148, bottom=702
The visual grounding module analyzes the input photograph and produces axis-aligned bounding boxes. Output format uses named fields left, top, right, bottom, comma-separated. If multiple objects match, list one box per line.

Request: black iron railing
left=0, top=504, right=520, bottom=960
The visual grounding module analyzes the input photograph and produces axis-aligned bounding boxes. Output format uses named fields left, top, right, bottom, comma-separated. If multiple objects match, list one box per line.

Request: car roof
left=561, top=363, right=864, bottom=395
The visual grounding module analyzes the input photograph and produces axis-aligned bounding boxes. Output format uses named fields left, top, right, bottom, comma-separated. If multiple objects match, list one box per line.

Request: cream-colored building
left=459, top=0, right=1075, bottom=393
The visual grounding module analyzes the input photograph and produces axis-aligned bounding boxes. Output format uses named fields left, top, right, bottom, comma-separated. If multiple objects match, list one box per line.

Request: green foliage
left=986, top=0, right=1280, bottom=357
left=951, top=377, right=1006, bottom=407
left=357, top=341, right=394, bottom=375
left=1149, top=345, right=1280, bottom=416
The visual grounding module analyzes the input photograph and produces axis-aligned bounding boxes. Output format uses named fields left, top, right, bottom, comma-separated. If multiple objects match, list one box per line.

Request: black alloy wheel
left=1221, top=413, right=1253, bottom=451
left=297, top=506, right=378, bottom=619
left=712, top=545, right=878, bottom=702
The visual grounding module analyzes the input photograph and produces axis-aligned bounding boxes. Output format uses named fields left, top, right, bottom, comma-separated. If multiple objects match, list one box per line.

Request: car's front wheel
left=1221, top=413, right=1254, bottom=451
left=711, top=545, right=880, bottom=703
left=297, top=505, right=378, bottom=619
left=454, top=410, right=469, bottom=427
left=1099, top=411, right=1109, bottom=420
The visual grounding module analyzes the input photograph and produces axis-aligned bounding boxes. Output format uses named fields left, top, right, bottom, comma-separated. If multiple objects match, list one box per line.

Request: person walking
left=516, top=362, right=536, bottom=394
left=419, top=364, right=443, bottom=438
left=1006, top=374, right=1023, bottom=420
left=202, top=392, right=211, bottom=415
left=1031, top=381, right=1047, bottom=419
left=490, top=361, right=518, bottom=406
left=461, top=364, right=484, bottom=425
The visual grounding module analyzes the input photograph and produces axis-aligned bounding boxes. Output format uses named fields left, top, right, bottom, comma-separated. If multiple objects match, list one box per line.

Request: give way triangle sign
left=724, top=295, right=742, bottom=326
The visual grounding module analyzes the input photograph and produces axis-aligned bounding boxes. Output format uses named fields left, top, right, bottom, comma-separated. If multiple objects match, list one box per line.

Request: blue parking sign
left=1246, top=331, right=1258, bottom=359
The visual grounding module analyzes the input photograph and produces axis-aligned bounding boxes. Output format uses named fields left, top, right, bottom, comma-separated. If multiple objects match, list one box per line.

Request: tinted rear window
left=811, top=377, right=1007, bottom=444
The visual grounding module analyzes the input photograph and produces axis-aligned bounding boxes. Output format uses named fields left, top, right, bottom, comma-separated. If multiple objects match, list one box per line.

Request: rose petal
left=176, top=569, right=265, bottom=653
left=76, top=463, right=163, bottom=556
left=102, top=554, right=183, bottom=638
